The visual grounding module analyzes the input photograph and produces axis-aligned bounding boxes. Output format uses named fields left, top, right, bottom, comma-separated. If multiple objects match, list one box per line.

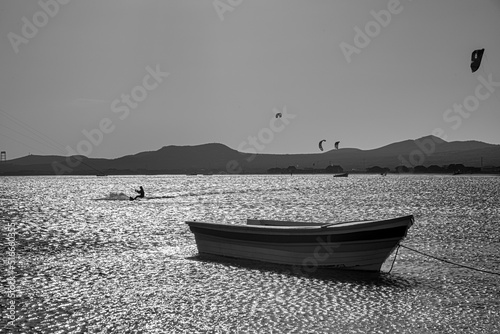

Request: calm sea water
left=1, top=174, right=499, bottom=333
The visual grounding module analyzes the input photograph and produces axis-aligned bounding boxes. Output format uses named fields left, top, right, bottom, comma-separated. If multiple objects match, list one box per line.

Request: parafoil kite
left=334, top=141, right=340, bottom=150
left=471, top=49, right=484, bottom=73
left=319, top=139, right=326, bottom=151
left=275, top=113, right=282, bottom=118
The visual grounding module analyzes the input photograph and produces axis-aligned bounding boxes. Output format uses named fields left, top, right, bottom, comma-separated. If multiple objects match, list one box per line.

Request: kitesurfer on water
left=131, top=186, right=145, bottom=200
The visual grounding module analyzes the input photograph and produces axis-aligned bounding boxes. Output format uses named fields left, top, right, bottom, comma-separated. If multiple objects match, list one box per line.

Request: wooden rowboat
left=186, top=215, right=413, bottom=272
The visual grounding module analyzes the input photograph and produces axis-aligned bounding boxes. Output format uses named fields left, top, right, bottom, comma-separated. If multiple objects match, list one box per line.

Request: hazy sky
left=1, top=0, right=499, bottom=159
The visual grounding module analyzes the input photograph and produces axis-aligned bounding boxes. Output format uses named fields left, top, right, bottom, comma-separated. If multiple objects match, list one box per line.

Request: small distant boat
left=452, top=171, right=463, bottom=175
left=186, top=215, right=414, bottom=272
left=334, top=173, right=349, bottom=177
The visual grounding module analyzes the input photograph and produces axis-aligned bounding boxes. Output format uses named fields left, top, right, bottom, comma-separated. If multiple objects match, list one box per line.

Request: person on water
left=131, top=186, right=145, bottom=200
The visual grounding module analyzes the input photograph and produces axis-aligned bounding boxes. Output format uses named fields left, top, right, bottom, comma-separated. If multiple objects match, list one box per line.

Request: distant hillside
left=1, top=136, right=499, bottom=175
left=110, top=143, right=245, bottom=170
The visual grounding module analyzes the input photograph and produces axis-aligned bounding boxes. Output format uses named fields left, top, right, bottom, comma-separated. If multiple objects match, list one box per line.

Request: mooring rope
left=398, top=244, right=500, bottom=276
left=387, top=244, right=401, bottom=273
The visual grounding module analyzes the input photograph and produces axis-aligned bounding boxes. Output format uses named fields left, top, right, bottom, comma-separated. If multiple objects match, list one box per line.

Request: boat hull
left=186, top=215, right=413, bottom=272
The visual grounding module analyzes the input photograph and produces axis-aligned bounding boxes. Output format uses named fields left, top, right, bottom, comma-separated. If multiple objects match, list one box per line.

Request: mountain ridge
left=2, top=136, right=499, bottom=175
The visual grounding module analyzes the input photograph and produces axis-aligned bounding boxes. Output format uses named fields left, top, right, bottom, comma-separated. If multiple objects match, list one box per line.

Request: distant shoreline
left=1, top=170, right=499, bottom=177
left=2, top=136, right=499, bottom=176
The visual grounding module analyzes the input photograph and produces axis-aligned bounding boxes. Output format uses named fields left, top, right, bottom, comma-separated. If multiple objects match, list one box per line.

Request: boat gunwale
left=185, top=215, right=414, bottom=234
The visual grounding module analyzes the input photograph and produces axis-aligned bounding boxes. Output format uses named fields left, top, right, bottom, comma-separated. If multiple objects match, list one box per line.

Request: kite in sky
left=471, top=49, right=484, bottom=73
left=319, top=139, right=326, bottom=151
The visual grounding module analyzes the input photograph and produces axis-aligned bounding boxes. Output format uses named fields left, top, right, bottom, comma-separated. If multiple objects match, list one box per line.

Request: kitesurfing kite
left=275, top=112, right=282, bottom=118
left=319, top=139, right=326, bottom=152
left=471, top=49, right=484, bottom=73
left=334, top=141, right=340, bottom=150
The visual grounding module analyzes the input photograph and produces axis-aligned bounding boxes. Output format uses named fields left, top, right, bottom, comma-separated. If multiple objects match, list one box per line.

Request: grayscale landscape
left=1, top=1, right=499, bottom=333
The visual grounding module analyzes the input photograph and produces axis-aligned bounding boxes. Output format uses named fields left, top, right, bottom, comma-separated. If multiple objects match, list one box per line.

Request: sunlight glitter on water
left=1, top=174, right=499, bottom=333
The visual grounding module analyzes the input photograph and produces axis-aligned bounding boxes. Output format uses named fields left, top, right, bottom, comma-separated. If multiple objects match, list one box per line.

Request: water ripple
left=1, top=175, right=499, bottom=333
